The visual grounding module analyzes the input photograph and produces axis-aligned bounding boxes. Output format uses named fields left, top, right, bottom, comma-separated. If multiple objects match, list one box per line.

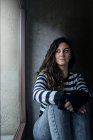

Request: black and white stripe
left=33, top=72, right=90, bottom=116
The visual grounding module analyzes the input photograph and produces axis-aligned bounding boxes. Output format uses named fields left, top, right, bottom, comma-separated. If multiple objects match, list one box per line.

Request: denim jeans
left=33, top=105, right=90, bottom=140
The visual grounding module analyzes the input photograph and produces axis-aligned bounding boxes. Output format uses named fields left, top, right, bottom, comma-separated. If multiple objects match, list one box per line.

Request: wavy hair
left=37, top=37, right=75, bottom=90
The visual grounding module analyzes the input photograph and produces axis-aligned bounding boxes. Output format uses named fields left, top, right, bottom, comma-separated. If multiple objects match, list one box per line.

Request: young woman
left=33, top=37, right=91, bottom=140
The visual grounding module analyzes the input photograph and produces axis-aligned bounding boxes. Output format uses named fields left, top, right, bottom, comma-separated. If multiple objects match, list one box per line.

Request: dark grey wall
left=25, top=0, right=93, bottom=139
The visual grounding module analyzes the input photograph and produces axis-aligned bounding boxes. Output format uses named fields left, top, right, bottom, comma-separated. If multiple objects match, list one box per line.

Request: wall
left=1, top=0, right=20, bottom=135
left=25, top=0, right=93, bottom=139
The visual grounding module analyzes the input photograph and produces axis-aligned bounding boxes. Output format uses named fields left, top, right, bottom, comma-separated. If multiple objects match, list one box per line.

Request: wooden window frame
left=13, top=8, right=26, bottom=140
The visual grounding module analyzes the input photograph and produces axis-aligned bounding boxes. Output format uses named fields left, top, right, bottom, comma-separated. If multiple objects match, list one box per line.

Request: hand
left=64, top=100, right=74, bottom=112
left=66, top=90, right=90, bottom=112
left=78, top=105, right=86, bottom=113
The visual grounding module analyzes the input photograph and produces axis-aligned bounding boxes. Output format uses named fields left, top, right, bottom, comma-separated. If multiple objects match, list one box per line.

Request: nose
left=60, top=50, right=65, bottom=57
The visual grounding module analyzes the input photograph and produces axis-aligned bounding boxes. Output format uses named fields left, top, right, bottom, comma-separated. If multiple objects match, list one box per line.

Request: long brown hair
left=37, top=37, right=74, bottom=90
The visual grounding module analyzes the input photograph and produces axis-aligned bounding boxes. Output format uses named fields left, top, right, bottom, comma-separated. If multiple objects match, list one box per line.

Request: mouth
left=59, top=59, right=65, bottom=61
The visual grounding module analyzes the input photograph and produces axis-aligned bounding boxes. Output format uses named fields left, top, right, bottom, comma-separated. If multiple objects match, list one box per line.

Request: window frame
left=13, top=8, right=26, bottom=140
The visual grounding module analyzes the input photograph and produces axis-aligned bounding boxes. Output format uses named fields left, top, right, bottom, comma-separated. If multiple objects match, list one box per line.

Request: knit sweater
left=33, top=72, right=90, bottom=116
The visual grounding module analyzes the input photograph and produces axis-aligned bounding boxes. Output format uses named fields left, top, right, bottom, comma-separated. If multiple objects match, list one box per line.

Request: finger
left=69, top=108, right=74, bottom=112
left=67, top=106, right=74, bottom=112
left=64, top=102, right=74, bottom=112
left=66, top=104, right=72, bottom=110
left=64, top=101, right=71, bottom=108
left=79, top=110, right=85, bottom=113
left=80, top=105, right=85, bottom=109
left=80, top=106, right=86, bottom=111
left=66, top=104, right=73, bottom=110
left=79, top=108, right=86, bottom=113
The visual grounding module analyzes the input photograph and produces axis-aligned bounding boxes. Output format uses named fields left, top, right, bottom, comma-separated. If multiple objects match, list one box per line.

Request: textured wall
left=25, top=0, right=93, bottom=139
left=1, top=0, right=20, bottom=135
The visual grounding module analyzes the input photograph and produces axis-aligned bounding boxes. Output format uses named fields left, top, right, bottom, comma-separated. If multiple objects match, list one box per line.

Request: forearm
left=33, top=74, right=65, bottom=105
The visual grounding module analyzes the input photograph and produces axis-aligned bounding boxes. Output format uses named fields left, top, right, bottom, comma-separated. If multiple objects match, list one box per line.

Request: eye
left=64, top=48, right=70, bottom=53
left=56, top=49, right=60, bottom=53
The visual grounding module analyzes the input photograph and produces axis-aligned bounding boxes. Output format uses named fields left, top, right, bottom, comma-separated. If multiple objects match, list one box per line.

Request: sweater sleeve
left=66, top=73, right=91, bottom=112
left=33, top=73, right=64, bottom=105
left=75, top=73, right=91, bottom=96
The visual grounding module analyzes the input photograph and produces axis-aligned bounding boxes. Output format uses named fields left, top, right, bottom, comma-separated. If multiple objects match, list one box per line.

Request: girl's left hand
left=78, top=105, right=86, bottom=113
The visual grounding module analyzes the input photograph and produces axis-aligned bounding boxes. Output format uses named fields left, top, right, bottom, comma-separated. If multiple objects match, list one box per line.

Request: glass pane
left=1, top=0, right=21, bottom=139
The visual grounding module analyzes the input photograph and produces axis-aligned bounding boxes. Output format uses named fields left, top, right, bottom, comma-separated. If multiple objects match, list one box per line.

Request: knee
left=33, top=125, right=42, bottom=140
left=48, top=104, right=62, bottom=114
left=33, top=133, right=42, bottom=140
left=48, top=104, right=58, bottom=111
left=33, top=121, right=49, bottom=140
left=33, top=128, right=47, bottom=140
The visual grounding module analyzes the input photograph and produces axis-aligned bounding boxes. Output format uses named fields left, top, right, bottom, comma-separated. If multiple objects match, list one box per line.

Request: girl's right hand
left=64, top=100, right=74, bottom=112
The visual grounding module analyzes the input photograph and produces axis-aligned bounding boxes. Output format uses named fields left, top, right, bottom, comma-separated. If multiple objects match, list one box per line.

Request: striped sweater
left=33, top=72, right=90, bottom=116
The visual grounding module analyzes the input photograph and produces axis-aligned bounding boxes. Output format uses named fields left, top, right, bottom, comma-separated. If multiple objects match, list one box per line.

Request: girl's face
left=55, top=42, right=71, bottom=67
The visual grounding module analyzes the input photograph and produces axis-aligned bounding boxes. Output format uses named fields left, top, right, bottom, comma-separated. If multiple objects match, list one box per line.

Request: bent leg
left=33, top=107, right=52, bottom=140
left=48, top=105, right=72, bottom=140
left=71, top=111, right=91, bottom=140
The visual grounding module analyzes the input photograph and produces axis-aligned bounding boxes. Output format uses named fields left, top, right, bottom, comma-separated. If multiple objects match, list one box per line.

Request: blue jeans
left=33, top=105, right=90, bottom=140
